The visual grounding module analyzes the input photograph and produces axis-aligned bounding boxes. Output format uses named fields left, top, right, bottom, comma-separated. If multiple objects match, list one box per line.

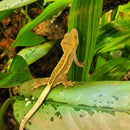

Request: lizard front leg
left=73, top=53, right=84, bottom=67
left=52, top=75, right=75, bottom=88
left=32, top=77, right=49, bottom=89
left=62, top=75, right=75, bottom=88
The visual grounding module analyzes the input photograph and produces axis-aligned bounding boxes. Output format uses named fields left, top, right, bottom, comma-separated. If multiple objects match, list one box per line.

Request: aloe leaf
left=68, top=0, right=103, bottom=81
left=12, top=0, right=72, bottom=48
left=0, top=97, right=15, bottom=130
left=88, top=57, right=130, bottom=81
left=95, top=20, right=130, bottom=54
left=18, top=40, right=56, bottom=65
left=13, top=80, right=130, bottom=129
left=0, top=55, right=32, bottom=88
left=0, top=0, right=37, bottom=12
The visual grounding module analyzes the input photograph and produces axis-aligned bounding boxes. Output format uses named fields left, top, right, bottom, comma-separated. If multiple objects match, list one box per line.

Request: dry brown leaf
left=29, top=7, right=43, bottom=18
left=0, top=38, right=16, bottom=58
left=0, top=38, right=14, bottom=50
left=1, top=17, right=11, bottom=29
left=5, top=27, right=18, bottom=38
left=119, top=11, right=125, bottom=19
left=7, top=46, right=16, bottom=58
left=11, top=12, right=23, bottom=29
left=34, top=20, right=50, bottom=36
left=13, top=86, right=19, bottom=96
left=33, top=8, right=69, bottom=40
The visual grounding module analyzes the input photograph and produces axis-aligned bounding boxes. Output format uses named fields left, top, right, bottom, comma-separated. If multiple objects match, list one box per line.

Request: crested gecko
left=19, top=28, right=84, bottom=130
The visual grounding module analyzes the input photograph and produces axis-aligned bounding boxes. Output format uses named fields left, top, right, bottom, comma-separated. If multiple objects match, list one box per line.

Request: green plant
left=0, top=0, right=130, bottom=129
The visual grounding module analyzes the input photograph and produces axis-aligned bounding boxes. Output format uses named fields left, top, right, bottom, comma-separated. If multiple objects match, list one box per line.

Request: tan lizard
left=19, top=28, right=84, bottom=130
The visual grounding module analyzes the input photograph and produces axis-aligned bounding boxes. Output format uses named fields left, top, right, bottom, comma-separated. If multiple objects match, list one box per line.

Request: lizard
left=19, top=28, right=84, bottom=130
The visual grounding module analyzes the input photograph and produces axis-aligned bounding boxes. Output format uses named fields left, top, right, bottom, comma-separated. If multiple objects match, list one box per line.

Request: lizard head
left=61, top=28, right=79, bottom=53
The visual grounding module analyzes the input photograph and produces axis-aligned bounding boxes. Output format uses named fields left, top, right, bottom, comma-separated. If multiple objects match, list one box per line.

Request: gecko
left=19, top=28, right=84, bottom=130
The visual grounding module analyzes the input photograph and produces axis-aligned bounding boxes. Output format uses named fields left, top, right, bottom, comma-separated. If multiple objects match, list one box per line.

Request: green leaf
left=100, top=12, right=107, bottom=27
left=95, top=53, right=113, bottom=69
left=44, top=0, right=57, bottom=3
left=95, top=20, right=130, bottom=54
left=0, top=0, right=37, bottom=12
left=117, top=2, right=130, bottom=21
left=0, top=10, right=13, bottom=22
left=88, top=57, right=130, bottom=81
left=18, top=40, right=56, bottom=65
left=12, top=31, right=46, bottom=47
left=98, top=33, right=130, bottom=53
left=111, top=7, right=119, bottom=21
left=0, top=97, right=15, bottom=130
left=12, top=0, right=72, bottom=47
left=0, top=55, right=32, bottom=88
left=122, top=45, right=130, bottom=59
left=13, top=80, right=130, bottom=129
left=68, top=0, right=103, bottom=81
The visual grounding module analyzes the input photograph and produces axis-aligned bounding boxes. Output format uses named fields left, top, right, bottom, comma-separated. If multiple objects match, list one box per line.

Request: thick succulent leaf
left=88, top=57, right=130, bottom=81
left=68, top=0, right=103, bottom=81
left=0, top=55, right=32, bottom=88
left=18, top=41, right=56, bottom=65
left=12, top=31, right=46, bottom=47
left=0, top=0, right=37, bottom=12
left=13, top=80, right=130, bottom=129
left=95, top=20, right=130, bottom=54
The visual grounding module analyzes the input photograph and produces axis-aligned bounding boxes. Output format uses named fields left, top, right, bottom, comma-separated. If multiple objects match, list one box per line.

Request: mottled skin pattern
left=19, top=28, right=84, bottom=130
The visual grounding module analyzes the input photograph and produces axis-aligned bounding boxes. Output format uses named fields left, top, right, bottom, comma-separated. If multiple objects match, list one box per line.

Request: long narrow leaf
left=12, top=0, right=72, bottom=48
left=88, top=57, right=130, bottom=81
left=98, top=33, right=130, bottom=53
left=68, top=0, right=103, bottom=81
left=95, top=20, right=130, bottom=54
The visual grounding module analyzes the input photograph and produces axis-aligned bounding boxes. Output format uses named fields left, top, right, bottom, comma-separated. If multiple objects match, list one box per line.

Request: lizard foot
left=63, top=81, right=75, bottom=88
left=80, top=61, right=85, bottom=67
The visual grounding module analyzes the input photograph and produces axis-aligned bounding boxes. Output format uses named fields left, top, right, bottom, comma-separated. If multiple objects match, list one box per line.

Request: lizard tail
left=19, top=84, right=51, bottom=130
